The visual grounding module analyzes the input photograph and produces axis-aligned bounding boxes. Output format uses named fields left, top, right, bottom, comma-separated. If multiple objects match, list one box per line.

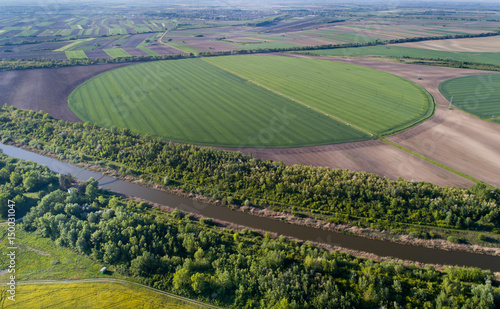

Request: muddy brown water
left=1, top=143, right=499, bottom=271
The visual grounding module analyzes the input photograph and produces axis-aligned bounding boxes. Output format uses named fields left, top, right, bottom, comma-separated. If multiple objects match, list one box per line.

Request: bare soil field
left=188, top=40, right=243, bottom=52
left=220, top=140, right=475, bottom=188
left=147, top=45, right=184, bottom=55
left=84, top=49, right=112, bottom=59
left=285, top=53, right=500, bottom=187
left=0, top=51, right=68, bottom=60
left=122, top=47, right=148, bottom=57
left=0, top=63, right=131, bottom=122
left=393, top=36, right=500, bottom=52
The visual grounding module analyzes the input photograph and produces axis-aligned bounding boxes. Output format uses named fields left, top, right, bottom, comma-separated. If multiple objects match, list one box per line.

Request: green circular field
left=439, top=74, right=500, bottom=124
left=68, top=56, right=434, bottom=147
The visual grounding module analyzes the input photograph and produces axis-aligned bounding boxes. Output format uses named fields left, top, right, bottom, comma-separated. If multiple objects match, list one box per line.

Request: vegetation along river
left=1, top=142, right=498, bottom=271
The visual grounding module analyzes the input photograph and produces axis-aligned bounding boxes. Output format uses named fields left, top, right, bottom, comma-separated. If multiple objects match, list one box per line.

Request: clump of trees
left=0, top=106, right=498, bottom=238
left=0, top=153, right=58, bottom=218
left=20, top=174, right=498, bottom=308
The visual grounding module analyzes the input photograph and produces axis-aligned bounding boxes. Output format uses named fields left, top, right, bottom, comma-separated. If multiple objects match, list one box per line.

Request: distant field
left=68, top=58, right=369, bottom=147
left=301, top=46, right=500, bottom=67
left=65, top=50, right=87, bottom=59
left=54, top=38, right=94, bottom=52
left=394, top=36, right=500, bottom=52
left=137, top=34, right=160, bottom=56
left=103, top=48, right=131, bottom=58
left=166, top=42, right=200, bottom=54
left=205, top=55, right=434, bottom=136
left=8, top=282, right=204, bottom=309
left=138, top=46, right=160, bottom=56
left=224, top=40, right=301, bottom=50
left=439, top=74, right=500, bottom=122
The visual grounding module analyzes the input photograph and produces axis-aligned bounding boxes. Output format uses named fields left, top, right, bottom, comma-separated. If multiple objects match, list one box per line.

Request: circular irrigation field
left=68, top=55, right=434, bottom=148
left=439, top=74, right=500, bottom=124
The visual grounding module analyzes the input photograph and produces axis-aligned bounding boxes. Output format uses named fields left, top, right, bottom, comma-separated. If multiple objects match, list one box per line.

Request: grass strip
left=381, top=138, right=488, bottom=186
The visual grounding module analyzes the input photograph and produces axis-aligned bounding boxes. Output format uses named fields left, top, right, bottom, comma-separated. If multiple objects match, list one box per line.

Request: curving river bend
left=1, top=143, right=499, bottom=271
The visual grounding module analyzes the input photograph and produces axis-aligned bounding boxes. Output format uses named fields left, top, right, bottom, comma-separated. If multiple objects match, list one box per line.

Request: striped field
left=68, top=58, right=369, bottom=147
left=103, top=48, right=131, bottom=58
left=65, top=50, right=87, bottom=59
left=68, top=56, right=433, bottom=147
left=54, top=38, right=94, bottom=52
left=205, top=55, right=434, bottom=136
left=439, top=74, right=500, bottom=122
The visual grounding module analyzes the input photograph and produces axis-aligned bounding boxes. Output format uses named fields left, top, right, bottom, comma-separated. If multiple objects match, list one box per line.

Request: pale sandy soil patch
left=393, top=35, right=500, bottom=52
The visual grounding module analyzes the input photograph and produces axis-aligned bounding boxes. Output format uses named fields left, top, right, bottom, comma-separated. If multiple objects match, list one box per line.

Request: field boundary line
left=380, top=138, right=491, bottom=187
left=203, top=58, right=374, bottom=137
left=17, top=278, right=221, bottom=308
left=247, top=79, right=375, bottom=137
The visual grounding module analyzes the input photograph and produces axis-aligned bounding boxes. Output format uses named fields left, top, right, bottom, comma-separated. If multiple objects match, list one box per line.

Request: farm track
left=0, top=55, right=498, bottom=187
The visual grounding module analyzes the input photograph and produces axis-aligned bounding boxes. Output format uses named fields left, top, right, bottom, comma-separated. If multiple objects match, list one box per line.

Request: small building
left=100, top=267, right=107, bottom=274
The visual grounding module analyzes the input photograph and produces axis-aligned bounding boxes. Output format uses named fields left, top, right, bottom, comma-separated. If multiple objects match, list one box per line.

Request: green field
left=7, top=282, right=205, bottom=308
left=137, top=34, right=160, bottom=56
left=54, top=38, right=94, bottom=52
left=103, top=48, right=131, bottom=58
left=65, top=50, right=87, bottom=59
left=302, top=45, right=500, bottom=67
left=439, top=74, right=500, bottom=122
left=69, top=56, right=433, bottom=147
left=166, top=42, right=200, bottom=54
left=204, top=55, right=434, bottom=136
left=68, top=58, right=369, bottom=147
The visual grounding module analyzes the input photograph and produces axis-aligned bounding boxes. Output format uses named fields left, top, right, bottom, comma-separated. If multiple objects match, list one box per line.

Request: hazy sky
left=0, top=0, right=497, bottom=3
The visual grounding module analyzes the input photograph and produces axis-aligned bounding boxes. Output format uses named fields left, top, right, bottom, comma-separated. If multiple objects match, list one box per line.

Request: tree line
left=11, top=157, right=496, bottom=308
left=0, top=107, right=498, bottom=240
left=1, top=31, right=498, bottom=72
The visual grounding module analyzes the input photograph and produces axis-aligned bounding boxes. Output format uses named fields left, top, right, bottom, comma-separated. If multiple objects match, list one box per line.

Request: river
left=1, top=142, right=498, bottom=271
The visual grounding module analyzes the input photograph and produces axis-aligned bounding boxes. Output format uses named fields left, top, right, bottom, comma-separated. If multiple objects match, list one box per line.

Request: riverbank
left=1, top=141, right=499, bottom=272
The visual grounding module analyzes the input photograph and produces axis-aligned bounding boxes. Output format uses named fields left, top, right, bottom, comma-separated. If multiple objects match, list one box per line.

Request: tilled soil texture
left=0, top=63, right=132, bottom=122
left=394, top=36, right=500, bottom=52
left=219, top=140, right=475, bottom=188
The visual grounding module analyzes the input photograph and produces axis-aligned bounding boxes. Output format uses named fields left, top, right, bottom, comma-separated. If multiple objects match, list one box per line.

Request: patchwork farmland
left=68, top=56, right=433, bottom=147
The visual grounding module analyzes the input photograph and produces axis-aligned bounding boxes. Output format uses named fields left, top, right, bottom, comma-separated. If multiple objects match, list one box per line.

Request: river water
left=1, top=143, right=498, bottom=271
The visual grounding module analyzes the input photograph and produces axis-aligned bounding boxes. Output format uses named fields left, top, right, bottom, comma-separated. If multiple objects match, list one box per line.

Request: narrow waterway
left=1, top=143, right=499, bottom=271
